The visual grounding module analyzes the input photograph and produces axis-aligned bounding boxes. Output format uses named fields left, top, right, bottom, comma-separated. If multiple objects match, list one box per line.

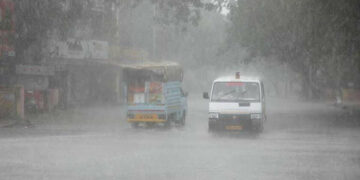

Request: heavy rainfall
left=0, top=0, right=359, bottom=179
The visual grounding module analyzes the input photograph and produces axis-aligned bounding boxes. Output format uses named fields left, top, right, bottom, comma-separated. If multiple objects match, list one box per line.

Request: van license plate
left=225, top=125, right=243, bottom=130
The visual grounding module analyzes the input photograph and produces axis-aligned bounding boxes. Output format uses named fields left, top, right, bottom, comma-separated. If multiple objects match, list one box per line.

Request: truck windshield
left=127, top=81, right=163, bottom=105
left=211, top=82, right=260, bottom=102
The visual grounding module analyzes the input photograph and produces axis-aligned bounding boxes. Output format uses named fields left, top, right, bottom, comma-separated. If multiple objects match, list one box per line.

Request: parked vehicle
left=203, top=73, right=266, bottom=133
left=123, top=62, right=188, bottom=128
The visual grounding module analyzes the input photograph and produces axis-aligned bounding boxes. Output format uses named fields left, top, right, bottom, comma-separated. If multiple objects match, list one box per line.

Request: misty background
left=0, top=1, right=360, bottom=179
left=7, top=0, right=359, bottom=103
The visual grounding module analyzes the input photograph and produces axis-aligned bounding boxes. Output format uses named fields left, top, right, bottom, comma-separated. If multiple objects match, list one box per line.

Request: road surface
left=0, top=96, right=359, bottom=180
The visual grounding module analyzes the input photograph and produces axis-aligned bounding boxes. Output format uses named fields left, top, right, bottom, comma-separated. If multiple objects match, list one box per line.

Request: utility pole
left=152, top=4, right=157, bottom=59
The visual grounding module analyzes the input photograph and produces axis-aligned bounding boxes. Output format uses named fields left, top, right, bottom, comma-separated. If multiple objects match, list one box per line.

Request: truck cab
left=203, top=73, right=266, bottom=133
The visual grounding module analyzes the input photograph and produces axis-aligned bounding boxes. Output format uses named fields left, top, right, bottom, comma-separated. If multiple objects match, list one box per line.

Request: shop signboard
left=16, top=64, right=55, bottom=76
left=88, top=40, right=108, bottom=59
left=50, top=39, right=87, bottom=59
left=50, top=39, right=108, bottom=60
left=110, top=46, right=148, bottom=60
left=16, top=76, right=49, bottom=90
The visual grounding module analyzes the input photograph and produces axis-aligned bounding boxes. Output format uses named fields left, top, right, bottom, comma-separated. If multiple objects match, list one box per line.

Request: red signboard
left=0, top=0, right=14, bottom=57
left=0, top=0, right=14, bottom=33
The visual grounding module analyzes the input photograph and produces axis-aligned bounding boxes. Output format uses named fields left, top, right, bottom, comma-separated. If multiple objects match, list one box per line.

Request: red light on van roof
left=235, top=72, right=240, bottom=79
left=226, top=82, right=244, bottom=86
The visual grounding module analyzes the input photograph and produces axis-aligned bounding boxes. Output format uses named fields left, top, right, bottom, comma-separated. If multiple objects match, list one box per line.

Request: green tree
left=13, top=0, right=214, bottom=63
left=228, top=0, right=360, bottom=99
left=14, top=0, right=85, bottom=63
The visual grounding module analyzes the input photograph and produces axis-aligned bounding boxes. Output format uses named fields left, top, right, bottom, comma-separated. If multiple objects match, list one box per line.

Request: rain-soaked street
left=1, top=1, right=360, bottom=180
left=0, top=95, right=359, bottom=180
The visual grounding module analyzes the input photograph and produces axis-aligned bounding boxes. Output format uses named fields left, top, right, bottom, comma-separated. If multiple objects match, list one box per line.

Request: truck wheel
left=164, top=120, right=171, bottom=129
left=164, top=121, right=171, bottom=128
left=252, top=120, right=264, bottom=133
left=179, top=111, right=186, bottom=126
left=131, top=122, right=139, bottom=128
left=146, top=122, right=155, bottom=128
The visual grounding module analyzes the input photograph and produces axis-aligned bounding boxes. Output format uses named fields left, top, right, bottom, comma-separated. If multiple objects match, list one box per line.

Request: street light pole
left=152, top=4, right=157, bottom=59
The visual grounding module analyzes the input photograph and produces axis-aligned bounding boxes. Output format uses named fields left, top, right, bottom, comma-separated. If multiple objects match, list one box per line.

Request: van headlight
left=209, top=112, right=219, bottom=119
left=251, top=113, right=261, bottom=119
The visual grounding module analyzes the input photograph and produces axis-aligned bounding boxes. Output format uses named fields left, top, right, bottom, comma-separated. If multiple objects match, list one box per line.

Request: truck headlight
left=209, top=112, right=219, bottom=119
left=251, top=113, right=261, bottom=119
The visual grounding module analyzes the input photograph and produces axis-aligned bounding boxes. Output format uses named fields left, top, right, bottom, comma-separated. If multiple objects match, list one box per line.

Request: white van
left=203, top=73, right=266, bottom=133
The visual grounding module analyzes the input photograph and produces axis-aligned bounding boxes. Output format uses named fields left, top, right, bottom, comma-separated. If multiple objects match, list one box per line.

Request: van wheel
left=164, top=119, right=171, bottom=129
left=164, top=115, right=172, bottom=129
left=208, top=121, right=217, bottom=132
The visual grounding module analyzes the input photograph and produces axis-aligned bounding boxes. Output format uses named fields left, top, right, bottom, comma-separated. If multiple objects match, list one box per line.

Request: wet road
left=0, top=96, right=359, bottom=180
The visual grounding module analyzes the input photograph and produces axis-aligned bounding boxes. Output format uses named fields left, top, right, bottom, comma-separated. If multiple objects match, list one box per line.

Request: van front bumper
left=209, top=114, right=252, bottom=130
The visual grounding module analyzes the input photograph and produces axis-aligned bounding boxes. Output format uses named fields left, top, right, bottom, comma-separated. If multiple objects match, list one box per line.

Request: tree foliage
left=149, top=0, right=215, bottom=26
left=12, top=0, right=214, bottom=63
left=14, top=0, right=85, bottom=62
left=228, top=0, right=360, bottom=98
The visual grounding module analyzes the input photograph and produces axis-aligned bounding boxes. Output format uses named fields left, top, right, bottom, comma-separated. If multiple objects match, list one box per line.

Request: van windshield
left=211, top=82, right=260, bottom=102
